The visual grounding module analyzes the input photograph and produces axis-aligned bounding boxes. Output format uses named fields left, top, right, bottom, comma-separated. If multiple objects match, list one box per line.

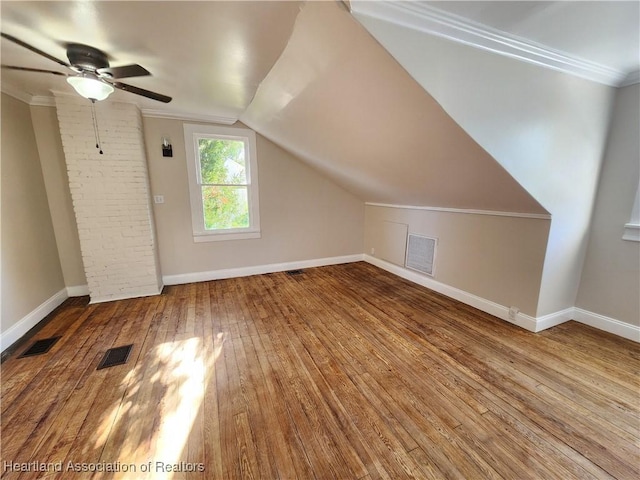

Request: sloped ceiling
left=1, top=0, right=545, bottom=214
left=241, top=1, right=545, bottom=213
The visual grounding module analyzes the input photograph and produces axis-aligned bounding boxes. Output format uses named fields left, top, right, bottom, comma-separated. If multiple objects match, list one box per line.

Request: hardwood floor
left=1, top=262, right=638, bottom=479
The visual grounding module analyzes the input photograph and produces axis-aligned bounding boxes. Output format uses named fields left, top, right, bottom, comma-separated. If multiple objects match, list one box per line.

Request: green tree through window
left=198, top=138, right=250, bottom=230
left=185, top=124, right=260, bottom=241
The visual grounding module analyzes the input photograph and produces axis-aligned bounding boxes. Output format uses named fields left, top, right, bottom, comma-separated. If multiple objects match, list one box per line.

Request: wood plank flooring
left=1, top=262, right=638, bottom=479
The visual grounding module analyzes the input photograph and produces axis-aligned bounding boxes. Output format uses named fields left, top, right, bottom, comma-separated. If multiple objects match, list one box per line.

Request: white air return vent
left=405, top=234, right=437, bottom=276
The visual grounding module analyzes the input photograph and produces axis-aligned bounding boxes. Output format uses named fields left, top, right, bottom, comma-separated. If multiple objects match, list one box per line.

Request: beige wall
left=30, top=105, right=86, bottom=289
left=1, top=93, right=65, bottom=332
left=577, top=84, right=640, bottom=326
left=356, top=14, right=615, bottom=317
left=364, top=205, right=550, bottom=316
left=142, top=117, right=364, bottom=277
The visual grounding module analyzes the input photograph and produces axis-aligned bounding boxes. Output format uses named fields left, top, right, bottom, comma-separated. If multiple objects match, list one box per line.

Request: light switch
left=154, top=195, right=165, bottom=204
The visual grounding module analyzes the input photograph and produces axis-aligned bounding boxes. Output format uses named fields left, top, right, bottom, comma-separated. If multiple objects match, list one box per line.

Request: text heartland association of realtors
left=3, top=461, right=205, bottom=473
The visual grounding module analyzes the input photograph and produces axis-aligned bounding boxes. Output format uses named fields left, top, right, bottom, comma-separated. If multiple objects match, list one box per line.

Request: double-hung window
left=184, top=124, right=260, bottom=242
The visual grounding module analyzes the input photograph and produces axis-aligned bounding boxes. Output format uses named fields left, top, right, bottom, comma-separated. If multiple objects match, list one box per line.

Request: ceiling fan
left=1, top=32, right=171, bottom=103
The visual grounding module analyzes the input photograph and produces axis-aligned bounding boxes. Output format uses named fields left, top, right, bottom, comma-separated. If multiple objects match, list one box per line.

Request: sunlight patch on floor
left=153, top=337, right=204, bottom=478
left=91, top=333, right=225, bottom=479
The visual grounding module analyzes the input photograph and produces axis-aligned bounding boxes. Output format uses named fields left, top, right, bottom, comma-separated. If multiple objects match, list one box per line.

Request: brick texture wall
left=55, top=95, right=162, bottom=303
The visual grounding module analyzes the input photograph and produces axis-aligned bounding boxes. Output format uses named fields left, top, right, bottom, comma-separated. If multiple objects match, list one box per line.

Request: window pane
left=202, top=186, right=249, bottom=230
left=198, top=138, right=246, bottom=184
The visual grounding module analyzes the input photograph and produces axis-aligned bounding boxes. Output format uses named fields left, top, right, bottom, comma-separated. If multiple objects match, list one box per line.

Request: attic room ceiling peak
left=241, top=1, right=548, bottom=214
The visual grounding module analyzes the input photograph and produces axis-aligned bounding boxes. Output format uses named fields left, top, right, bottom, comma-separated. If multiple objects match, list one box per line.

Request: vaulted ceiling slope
left=241, top=1, right=545, bottom=213
left=1, top=1, right=544, bottom=214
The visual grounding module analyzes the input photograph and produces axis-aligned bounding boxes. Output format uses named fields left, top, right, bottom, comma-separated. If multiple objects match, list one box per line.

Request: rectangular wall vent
left=405, top=234, right=437, bottom=276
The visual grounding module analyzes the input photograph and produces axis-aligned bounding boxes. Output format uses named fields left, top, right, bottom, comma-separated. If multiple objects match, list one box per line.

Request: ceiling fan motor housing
left=66, top=43, right=109, bottom=72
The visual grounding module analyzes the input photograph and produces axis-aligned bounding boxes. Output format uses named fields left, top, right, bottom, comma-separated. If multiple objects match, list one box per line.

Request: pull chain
left=91, top=99, right=103, bottom=154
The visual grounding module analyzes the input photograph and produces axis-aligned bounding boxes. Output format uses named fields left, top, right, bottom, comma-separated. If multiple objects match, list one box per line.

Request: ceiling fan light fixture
left=2, top=33, right=171, bottom=103
left=67, top=75, right=114, bottom=101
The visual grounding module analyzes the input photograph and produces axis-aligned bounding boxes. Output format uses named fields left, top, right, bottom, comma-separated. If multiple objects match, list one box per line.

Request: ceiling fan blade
left=1, top=32, right=70, bottom=68
left=2, top=65, right=68, bottom=76
left=97, top=64, right=150, bottom=79
left=110, top=81, right=172, bottom=103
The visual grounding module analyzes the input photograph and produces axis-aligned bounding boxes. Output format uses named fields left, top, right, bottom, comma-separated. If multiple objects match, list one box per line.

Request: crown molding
left=0, top=84, right=239, bottom=122
left=350, top=0, right=628, bottom=87
left=1, top=86, right=67, bottom=106
left=365, top=202, right=551, bottom=220
left=1, top=83, right=32, bottom=104
left=141, top=109, right=237, bottom=125
left=620, top=70, right=640, bottom=87
left=29, top=95, right=56, bottom=107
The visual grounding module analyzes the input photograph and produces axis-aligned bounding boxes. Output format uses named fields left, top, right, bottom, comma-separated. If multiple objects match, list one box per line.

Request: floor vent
left=97, top=344, right=133, bottom=370
left=286, top=269, right=304, bottom=276
left=405, top=234, right=437, bottom=276
left=19, top=337, right=61, bottom=358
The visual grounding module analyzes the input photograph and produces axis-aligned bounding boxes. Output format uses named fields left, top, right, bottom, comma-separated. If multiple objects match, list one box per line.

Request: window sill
left=193, top=231, right=261, bottom=243
left=622, top=223, right=640, bottom=242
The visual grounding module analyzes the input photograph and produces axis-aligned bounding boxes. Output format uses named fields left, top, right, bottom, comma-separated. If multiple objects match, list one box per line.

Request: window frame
left=623, top=182, right=640, bottom=242
left=183, top=124, right=260, bottom=242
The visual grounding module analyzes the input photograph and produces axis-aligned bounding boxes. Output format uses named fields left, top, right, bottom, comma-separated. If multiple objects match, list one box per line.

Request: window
left=184, top=124, right=260, bottom=242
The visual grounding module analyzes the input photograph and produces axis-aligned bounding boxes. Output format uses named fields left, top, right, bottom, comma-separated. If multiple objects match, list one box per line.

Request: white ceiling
left=1, top=1, right=302, bottom=121
left=240, top=1, right=546, bottom=213
left=2, top=1, right=638, bottom=119
left=1, top=1, right=548, bottom=212
left=424, top=1, right=640, bottom=75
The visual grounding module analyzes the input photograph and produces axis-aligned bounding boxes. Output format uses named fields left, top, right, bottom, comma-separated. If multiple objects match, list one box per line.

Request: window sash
left=201, top=185, right=250, bottom=231
left=199, top=182, right=250, bottom=187
left=195, top=136, right=249, bottom=187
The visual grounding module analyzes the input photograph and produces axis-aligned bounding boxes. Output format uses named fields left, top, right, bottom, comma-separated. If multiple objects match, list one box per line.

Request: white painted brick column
left=55, top=95, right=162, bottom=303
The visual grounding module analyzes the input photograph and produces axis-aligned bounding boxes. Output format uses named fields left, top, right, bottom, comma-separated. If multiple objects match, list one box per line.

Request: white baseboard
left=4, top=260, right=634, bottom=355
left=66, top=285, right=89, bottom=297
left=364, top=255, right=539, bottom=331
left=364, top=255, right=640, bottom=342
left=573, top=308, right=640, bottom=342
left=1, top=288, right=68, bottom=352
left=163, top=254, right=365, bottom=286
left=534, top=307, right=575, bottom=332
